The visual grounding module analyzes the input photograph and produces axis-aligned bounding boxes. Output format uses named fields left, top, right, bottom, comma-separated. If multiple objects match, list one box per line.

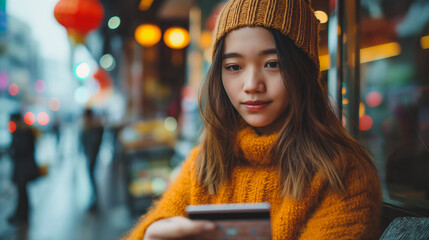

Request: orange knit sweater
left=122, top=127, right=382, bottom=240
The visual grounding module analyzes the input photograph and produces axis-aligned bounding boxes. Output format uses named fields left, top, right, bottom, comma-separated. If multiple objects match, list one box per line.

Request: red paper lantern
left=93, top=67, right=112, bottom=90
left=54, top=0, right=104, bottom=44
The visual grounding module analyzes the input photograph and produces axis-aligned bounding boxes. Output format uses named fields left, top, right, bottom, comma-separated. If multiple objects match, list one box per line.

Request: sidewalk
left=0, top=122, right=135, bottom=240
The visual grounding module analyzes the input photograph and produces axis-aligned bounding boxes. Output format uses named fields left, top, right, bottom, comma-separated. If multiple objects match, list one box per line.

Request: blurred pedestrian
left=51, top=113, right=61, bottom=147
left=8, top=112, right=40, bottom=225
left=80, top=108, right=104, bottom=211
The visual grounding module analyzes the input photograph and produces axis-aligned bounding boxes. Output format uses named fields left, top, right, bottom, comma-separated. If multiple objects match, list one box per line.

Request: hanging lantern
left=54, top=0, right=104, bottom=45
left=163, top=27, right=190, bottom=49
left=135, top=24, right=162, bottom=47
left=93, top=67, right=112, bottom=90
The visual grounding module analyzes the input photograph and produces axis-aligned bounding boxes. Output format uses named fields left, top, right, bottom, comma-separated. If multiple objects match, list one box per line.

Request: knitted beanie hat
left=212, top=0, right=320, bottom=72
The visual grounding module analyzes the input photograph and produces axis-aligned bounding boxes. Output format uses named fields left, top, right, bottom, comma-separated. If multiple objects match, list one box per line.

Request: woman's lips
left=243, top=101, right=270, bottom=111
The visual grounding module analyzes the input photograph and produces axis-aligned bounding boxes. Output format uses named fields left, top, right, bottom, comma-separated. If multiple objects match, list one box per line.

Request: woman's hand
left=143, top=216, right=216, bottom=240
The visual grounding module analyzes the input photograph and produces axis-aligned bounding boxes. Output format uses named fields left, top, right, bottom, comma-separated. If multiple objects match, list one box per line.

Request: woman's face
left=222, top=27, right=288, bottom=135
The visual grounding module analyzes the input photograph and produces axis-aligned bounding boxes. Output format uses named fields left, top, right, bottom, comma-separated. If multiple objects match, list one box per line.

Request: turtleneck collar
left=236, top=125, right=278, bottom=165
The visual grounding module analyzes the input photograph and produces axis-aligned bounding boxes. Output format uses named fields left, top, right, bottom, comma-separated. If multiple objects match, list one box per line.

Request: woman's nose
left=243, top=68, right=265, bottom=93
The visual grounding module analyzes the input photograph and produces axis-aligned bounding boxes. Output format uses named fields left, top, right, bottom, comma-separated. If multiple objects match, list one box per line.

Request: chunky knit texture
left=122, top=126, right=382, bottom=240
left=212, top=0, right=320, bottom=72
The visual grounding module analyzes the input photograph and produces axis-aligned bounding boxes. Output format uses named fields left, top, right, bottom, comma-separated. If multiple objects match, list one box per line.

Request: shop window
left=359, top=0, right=429, bottom=211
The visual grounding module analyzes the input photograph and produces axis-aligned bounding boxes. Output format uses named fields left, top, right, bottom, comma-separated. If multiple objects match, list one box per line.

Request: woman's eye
left=266, top=61, right=279, bottom=69
left=225, top=65, right=242, bottom=71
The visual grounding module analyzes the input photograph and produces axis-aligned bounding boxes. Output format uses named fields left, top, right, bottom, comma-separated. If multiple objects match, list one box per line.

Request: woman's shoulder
left=342, top=154, right=381, bottom=196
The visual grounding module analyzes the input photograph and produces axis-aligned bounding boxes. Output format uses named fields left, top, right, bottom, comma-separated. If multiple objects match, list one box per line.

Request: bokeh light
left=365, top=91, right=383, bottom=107
left=359, top=102, right=365, bottom=117
left=359, top=114, right=373, bottom=131
left=49, top=97, right=61, bottom=111
left=152, top=177, right=166, bottom=194
left=35, top=80, right=46, bottom=93
left=135, top=24, right=161, bottom=47
left=100, top=54, right=116, bottom=71
left=164, top=116, right=177, bottom=131
left=0, top=72, right=8, bottom=90
left=107, top=16, right=121, bottom=30
left=74, top=62, right=91, bottom=80
left=7, top=121, right=16, bottom=133
left=199, top=30, right=212, bottom=49
left=421, top=35, right=429, bottom=49
left=314, top=10, right=328, bottom=24
left=37, top=112, right=50, bottom=125
left=74, top=86, right=91, bottom=103
left=9, top=83, right=19, bottom=96
left=139, top=0, right=154, bottom=11
left=163, top=27, right=190, bottom=49
left=182, top=85, right=195, bottom=101
left=24, top=112, right=36, bottom=125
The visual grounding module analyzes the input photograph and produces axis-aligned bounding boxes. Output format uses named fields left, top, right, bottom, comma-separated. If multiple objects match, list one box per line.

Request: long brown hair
left=197, top=27, right=377, bottom=199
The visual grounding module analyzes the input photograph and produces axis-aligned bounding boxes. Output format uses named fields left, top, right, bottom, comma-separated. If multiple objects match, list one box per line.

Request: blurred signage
left=0, top=0, right=6, bottom=50
left=0, top=0, right=5, bottom=32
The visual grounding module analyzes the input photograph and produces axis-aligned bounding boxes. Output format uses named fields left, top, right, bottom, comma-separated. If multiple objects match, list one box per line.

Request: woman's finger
left=146, top=217, right=216, bottom=239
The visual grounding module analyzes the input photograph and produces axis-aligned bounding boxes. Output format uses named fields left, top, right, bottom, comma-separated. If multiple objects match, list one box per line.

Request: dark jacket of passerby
left=10, top=123, right=39, bottom=185
left=9, top=116, right=39, bottom=224
left=80, top=109, right=103, bottom=210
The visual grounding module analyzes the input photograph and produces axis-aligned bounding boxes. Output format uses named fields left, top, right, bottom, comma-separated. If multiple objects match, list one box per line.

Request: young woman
left=123, top=0, right=382, bottom=239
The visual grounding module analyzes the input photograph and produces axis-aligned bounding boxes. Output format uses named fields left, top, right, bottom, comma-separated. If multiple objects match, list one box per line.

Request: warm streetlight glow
left=421, top=35, right=429, bottom=49
left=359, top=102, right=365, bottom=117
left=163, top=27, right=190, bottom=49
left=139, top=0, right=154, bottom=11
left=135, top=24, right=162, bottom=47
left=319, top=54, right=330, bottom=71
left=360, top=42, right=401, bottom=63
left=314, top=10, right=328, bottom=24
left=319, top=42, right=401, bottom=70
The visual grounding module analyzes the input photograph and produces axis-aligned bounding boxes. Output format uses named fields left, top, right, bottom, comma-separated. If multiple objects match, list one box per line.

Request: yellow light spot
left=359, top=102, right=365, bottom=117
left=139, top=0, right=153, bottom=11
left=135, top=24, right=161, bottom=47
left=360, top=42, right=401, bottom=63
left=342, top=87, right=347, bottom=95
left=164, top=27, right=190, bottom=49
left=314, top=10, right=328, bottom=24
left=421, top=35, right=429, bottom=49
left=319, top=54, right=330, bottom=71
left=342, top=98, right=349, bottom=105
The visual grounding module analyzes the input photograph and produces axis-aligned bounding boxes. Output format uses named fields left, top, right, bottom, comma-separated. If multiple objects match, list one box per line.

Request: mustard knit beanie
left=212, top=0, right=320, bottom=72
